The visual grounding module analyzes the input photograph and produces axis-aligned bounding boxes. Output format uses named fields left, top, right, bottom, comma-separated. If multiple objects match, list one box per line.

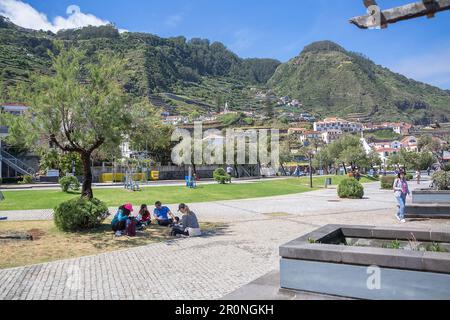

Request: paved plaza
left=1, top=180, right=449, bottom=300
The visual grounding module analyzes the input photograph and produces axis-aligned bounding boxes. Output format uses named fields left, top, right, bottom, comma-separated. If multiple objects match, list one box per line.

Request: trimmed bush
left=54, top=197, right=109, bottom=232
left=59, top=176, right=81, bottom=193
left=18, top=175, right=33, bottom=184
left=0, top=177, right=21, bottom=184
left=213, top=168, right=231, bottom=184
left=381, top=176, right=396, bottom=190
left=405, top=173, right=414, bottom=181
left=432, top=171, right=450, bottom=191
left=338, top=178, right=364, bottom=199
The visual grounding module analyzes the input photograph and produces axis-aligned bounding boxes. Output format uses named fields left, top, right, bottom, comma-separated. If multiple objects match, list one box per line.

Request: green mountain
left=0, top=16, right=280, bottom=115
left=1, top=17, right=449, bottom=124
left=268, top=41, right=450, bottom=124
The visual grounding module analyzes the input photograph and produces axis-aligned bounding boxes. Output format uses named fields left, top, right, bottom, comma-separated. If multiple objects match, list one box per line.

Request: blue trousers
left=396, top=194, right=407, bottom=219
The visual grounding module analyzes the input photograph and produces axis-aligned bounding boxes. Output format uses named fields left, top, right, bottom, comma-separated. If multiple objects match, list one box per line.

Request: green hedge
left=381, top=176, right=396, bottom=190
left=338, top=178, right=364, bottom=199
left=0, top=177, right=21, bottom=184
left=54, top=197, right=109, bottom=232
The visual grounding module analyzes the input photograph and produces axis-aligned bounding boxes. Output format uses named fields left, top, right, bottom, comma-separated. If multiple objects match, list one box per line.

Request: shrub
left=381, top=176, right=396, bottom=190
left=444, top=164, right=450, bottom=172
left=405, top=173, right=414, bottom=181
left=54, top=197, right=109, bottom=232
left=432, top=171, right=450, bottom=191
left=0, top=177, right=21, bottom=184
left=19, top=175, right=33, bottom=184
left=59, top=176, right=81, bottom=193
left=338, top=178, right=364, bottom=199
left=213, top=168, right=231, bottom=184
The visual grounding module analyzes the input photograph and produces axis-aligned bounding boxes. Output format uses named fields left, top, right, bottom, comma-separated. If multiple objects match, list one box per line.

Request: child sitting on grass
left=112, top=204, right=133, bottom=237
left=137, top=204, right=152, bottom=227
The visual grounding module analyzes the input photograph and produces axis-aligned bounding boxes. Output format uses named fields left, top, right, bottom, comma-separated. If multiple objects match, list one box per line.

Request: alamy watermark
left=366, top=265, right=381, bottom=290
left=66, top=264, right=82, bottom=292
left=171, top=122, right=280, bottom=169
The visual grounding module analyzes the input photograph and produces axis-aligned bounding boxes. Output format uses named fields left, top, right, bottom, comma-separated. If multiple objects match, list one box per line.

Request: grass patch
left=0, top=176, right=375, bottom=211
left=0, top=219, right=224, bottom=269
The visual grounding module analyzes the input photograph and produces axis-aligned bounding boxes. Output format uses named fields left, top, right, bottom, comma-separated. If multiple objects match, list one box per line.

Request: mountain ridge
left=1, top=17, right=449, bottom=124
left=268, top=40, right=450, bottom=124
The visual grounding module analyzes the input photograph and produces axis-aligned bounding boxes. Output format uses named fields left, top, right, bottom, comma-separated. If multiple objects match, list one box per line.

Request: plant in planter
left=213, top=168, right=231, bottom=184
left=432, top=171, right=450, bottom=191
left=338, top=178, right=364, bottom=199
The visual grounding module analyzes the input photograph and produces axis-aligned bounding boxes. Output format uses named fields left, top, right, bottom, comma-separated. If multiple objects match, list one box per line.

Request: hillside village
left=2, top=99, right=449, bottom=181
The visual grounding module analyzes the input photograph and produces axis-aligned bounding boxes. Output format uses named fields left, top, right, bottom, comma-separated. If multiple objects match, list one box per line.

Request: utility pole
left=309, top=152, right=313, bottom=189
left=0, top=138, right=2, bottom=182
left=0, top=137, right=2, bottom=183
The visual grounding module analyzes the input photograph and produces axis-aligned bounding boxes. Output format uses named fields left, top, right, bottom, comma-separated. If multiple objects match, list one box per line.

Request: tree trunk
left=80, top=152, right=93, bottom=199
left=342, top=162, right=348, bottom=175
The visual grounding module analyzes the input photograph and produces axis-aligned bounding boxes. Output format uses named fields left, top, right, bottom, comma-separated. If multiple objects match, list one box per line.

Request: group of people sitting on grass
left=111, top=201, right=201, bottom=238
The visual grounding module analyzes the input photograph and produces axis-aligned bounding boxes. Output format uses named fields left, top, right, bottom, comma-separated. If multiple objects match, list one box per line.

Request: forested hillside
left=268, top=41, right=450, bottom=124
left=1, top=17, right=449, bottom=124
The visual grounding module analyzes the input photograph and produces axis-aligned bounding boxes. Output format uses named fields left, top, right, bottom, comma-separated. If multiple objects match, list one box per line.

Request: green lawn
left=0, top=176, right=377, bottom=211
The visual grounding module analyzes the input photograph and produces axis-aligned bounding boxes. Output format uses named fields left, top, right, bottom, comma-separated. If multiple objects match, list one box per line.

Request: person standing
left=393, top=172, right=410, bottom=223
left=226, top=165, right=234, bottom=182
left=415, top=170, right=422, bottom=185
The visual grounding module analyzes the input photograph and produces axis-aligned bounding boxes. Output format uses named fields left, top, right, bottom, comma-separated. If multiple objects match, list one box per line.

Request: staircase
left=0, top=149, right=35, bottom=176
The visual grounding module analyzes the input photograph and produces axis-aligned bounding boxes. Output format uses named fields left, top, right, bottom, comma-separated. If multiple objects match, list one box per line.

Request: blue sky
left=2, top=0, right=450, bottom=89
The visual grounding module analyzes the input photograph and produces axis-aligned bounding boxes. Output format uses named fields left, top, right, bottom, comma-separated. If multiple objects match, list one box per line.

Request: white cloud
left=165, top=13, right=184, bottom=28
left=0, top=0, right=112, bottom=33
left=388, top=46, right=450, bottom=90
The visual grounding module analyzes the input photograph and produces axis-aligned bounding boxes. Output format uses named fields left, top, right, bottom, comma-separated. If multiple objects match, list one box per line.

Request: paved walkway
left=1, top=180, right=449, bottom=300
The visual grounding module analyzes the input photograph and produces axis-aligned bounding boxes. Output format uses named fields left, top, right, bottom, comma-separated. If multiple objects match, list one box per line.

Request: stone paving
left=1, top=180, right=449, bottom=300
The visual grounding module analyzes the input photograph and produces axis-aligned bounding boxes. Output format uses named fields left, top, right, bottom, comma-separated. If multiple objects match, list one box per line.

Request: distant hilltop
left=1, top=19, right=450, bottom=125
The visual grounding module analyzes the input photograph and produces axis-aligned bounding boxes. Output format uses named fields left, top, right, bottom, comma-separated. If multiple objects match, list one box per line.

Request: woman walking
left=393, top=172, right=410, bottom=223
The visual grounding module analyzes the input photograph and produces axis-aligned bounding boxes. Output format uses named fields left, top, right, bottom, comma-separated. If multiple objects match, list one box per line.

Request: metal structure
left=350, top=0, right=450, bottom=29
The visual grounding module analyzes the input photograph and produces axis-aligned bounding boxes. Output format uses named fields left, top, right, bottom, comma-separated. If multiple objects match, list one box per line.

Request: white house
left=314, top=117, right=363, bottom=133
left=321, top=129, right=343, bottom=144
left=401, top=136, right=419, bottom=152
left=299, top=131, right=321, bottom=144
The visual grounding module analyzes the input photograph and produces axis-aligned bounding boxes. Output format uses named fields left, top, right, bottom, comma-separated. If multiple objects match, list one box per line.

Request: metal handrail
left=0, top=149, right=35, bottom=175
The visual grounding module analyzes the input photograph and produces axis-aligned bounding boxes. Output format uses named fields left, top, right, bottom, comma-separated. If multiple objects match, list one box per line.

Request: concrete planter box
left=280, top=225, right=450, bottom=300
left=412, top=190, right=450, bottom=204
left=406, top=204, right=450, bottom=219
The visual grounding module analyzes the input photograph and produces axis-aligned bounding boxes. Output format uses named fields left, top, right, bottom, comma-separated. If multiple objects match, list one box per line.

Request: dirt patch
left=28, top=229, right=46, bottom=241
left=0, top=220, right=224, bottom=269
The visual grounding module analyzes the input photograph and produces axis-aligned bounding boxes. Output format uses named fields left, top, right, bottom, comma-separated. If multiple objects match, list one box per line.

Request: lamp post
left=309, top=152, right=313, bottom=189
left=0, top=129, right=9, bottom=183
